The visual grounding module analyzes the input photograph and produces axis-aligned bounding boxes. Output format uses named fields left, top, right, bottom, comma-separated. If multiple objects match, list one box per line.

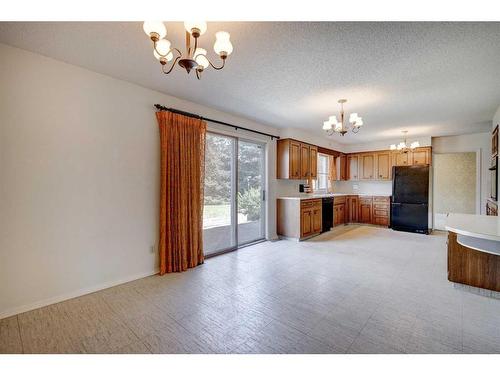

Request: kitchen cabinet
left=336, top=154, right=347, bottom=181
left=393, top=151, right=410, bottom=166
left=410, top=148, right=431, bottom=165
left=300, top=143, right=311, bottom=179
left=277, top=198, right=322, bottom=240
left=347, top=195, right=359, bottom=223
left=372, top=196, right=390, bottom=226
left=347, top=155, right=359, bottom=180
left=333, top=196, right=346, bottom=226
left=334, top=204, right=345, bottom=226
left=359, top=197, right=373, bottom=223
left=360, top=154, right=375, bottom=180
left=376, top=152, right=391, bottom=180
left=310, top=145, right=318, bottom=179
left=277, top=138, right=318, bottom=180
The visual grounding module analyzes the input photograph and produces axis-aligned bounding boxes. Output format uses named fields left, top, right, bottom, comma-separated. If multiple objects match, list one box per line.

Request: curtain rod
left=154, top=104, right=280, bottom=140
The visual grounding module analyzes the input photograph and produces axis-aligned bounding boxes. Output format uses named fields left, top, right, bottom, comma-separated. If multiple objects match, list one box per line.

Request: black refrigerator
left=391, top=165, right=429, bottom=234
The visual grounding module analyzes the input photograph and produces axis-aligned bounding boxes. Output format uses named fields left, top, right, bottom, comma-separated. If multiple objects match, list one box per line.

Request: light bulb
left=356, top=117, right=363, bottom=126
left=390, top=144, right=397, bottom=150
left=349, top=113, right=358, bottom=122
left=143, top=21, right=167, bottom=39
left=214, top=31, right=233, bottom=56
left=184, top=21, right=207, bottom=35
left=329, top=115, right=338, bottom=123
left=323, top=121, right=332, bottom=130
left=194, top=48, right=209, bottom=69
left=410, top=141, right=420, bottom=149
left=153, top=39, right=173, bottom=61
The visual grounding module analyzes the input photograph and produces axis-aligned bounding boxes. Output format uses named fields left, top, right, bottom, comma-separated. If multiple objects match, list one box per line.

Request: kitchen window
left=314, top=153, right=330, bottom=193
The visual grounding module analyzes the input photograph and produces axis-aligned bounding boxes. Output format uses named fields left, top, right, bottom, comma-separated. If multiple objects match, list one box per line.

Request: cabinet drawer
left=359, top=197, right=373, bottom=205
left=373, top=203, right=389, bottom=210
left=334, top=196, right=346, bottom=204
left=373, top=196, right=390, bottom=203
left=374, top=209, right=388, bottom=217
left=301, top=199, right=321, bottom=208
left=373, top=217, right=389, bottom=226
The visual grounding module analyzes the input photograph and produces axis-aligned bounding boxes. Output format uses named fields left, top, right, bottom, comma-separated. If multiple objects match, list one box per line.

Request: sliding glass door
left=237, top=140, right=265, bottom=245
left=203, top=132, right=265, bottom=256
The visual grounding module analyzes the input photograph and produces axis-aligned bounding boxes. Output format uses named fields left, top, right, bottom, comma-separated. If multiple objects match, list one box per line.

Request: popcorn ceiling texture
left=0, top=22, right=499, bottom=144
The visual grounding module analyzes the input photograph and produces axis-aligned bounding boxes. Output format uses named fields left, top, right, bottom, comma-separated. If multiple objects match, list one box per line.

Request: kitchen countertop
left=445, top=213, right=500, bottom=256
left=277, top=193, right=392, bottom=200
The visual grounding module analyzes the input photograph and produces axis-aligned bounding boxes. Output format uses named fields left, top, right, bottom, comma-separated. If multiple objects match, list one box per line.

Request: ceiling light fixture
left=323, top=99, right=363, bottom=136
left=390, top=131, right=420, bottom=153
left=143, top=21, right=233, bottom=80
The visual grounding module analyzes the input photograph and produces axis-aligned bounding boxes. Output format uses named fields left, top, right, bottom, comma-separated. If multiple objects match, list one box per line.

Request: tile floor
left=2, top=225, right=500, bottom=354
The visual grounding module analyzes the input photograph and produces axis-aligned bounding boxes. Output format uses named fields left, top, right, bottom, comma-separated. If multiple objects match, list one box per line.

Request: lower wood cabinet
left=277, top=198, right=322, bottom=240
left=359, top=197, right=373, bottom=223
left=347, top=195, right=359, bottom=223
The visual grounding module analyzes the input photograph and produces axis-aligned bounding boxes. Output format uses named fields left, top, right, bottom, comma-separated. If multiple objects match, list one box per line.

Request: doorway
left=202, top=132, right=266, bottom=256
left=433, top=152, right=478, bottom=230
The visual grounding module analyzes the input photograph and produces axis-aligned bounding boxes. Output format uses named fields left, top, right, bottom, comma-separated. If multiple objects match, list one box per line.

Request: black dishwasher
left=321, top=197, right=334, bottom=233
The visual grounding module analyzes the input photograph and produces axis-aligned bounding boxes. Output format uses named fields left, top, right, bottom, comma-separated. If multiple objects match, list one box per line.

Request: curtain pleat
left=156, top=111, right=206, bottom=274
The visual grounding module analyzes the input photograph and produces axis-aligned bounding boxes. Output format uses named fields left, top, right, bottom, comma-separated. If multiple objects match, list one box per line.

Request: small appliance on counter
left=391, top=165, right=429, bottom=234
left=299, top=183, right=311, bottom=193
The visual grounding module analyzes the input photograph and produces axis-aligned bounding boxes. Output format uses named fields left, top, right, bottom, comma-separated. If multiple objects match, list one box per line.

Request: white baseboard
left=0, top=269, right=159, bottom=320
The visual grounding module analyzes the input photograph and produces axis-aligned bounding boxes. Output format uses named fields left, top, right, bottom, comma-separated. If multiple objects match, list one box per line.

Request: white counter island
left=445, top=213, right=500, bottom=292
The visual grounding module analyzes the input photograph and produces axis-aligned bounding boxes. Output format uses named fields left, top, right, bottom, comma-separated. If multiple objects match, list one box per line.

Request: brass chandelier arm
left=208, top=57, right=226, bottom=70
left=160, top=52, right=182, bottom=75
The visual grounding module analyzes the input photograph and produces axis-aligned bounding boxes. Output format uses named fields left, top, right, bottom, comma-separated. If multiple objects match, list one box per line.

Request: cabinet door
left=339, top=204, right=345, bottom=224
left=337, top=155, right=347, bottom=180
left=289, top=141, right=301, bottom=179
left=335, top=204, right=345, bottom=225
left=393, top=152, right=410, bottom=166
left=300, top=144, right=311, bottom=179
left=309, top=146, right=318, bottom=179
left=301, top=208, right=313, bottom=237
left=347, top=155, right=359, bottom=180
left=348, top=197, right=359, bottom=222
left=360, top=154, right=375, bottom=180
left=376, top=152, right=391, bottom=180
left=411, top=149, right=429, bottom=165
left=312, top=206, right=322, bottom=233
left=359, top=203, right=372, bottom=223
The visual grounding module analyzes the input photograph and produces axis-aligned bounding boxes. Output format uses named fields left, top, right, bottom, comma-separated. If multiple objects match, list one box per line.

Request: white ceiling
left=1, top=22, right=499, bottom=144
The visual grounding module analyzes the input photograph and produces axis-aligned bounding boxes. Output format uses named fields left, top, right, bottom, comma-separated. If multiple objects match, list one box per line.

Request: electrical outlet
left=353, top=184, right=359, bottom=190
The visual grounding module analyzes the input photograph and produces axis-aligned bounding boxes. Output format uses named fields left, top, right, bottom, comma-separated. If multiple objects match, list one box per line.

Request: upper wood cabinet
left=300, top=143, right=310, bottom=179
left=277, top=139, right=317, bottom=179
left=347, top=155, right=359, bottom=180
left=410, top=147, right=431, bottom=166
left=335, top=154, right=347, bottom=180
left=309, top=146, right=318, bottom=179
left=376, top=152, right=391, bottom=180
left=360, top=154, right=375, bottom=180
left=393, top=151, right=410, bottom=166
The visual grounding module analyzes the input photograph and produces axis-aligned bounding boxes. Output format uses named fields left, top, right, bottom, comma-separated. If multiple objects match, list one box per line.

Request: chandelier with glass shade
left=143, top=21, right=233, bottom=79
left=390, top=131, right=420, bottom=153
left=322, top=99, right=363, bottom=136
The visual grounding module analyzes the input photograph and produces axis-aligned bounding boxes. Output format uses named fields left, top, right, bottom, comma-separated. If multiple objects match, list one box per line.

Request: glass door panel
left=237, top=140, right=265, bottom=245
left=203, top=133, right=236, bottom=255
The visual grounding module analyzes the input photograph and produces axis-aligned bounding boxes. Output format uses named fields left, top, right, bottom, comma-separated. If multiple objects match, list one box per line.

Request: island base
left=448, top=231, right=500, bottom=292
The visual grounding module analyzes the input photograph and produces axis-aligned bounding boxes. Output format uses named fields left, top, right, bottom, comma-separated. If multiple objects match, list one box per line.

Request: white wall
left=0, top=43, right=280, bottom=318
left=431, top=133, right=490, bottom=222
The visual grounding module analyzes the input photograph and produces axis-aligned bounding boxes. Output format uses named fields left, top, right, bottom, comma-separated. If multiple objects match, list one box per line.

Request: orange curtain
left=156, top=111, right=206, bottom=274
